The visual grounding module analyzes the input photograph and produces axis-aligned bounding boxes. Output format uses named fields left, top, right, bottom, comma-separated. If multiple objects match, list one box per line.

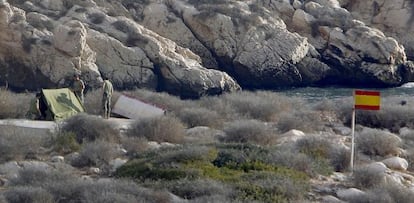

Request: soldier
left=26, top=92, right=42, bottom=120
left=102, top=76, right=113, bottom=119
left=71, top=74, right=85, bottom=104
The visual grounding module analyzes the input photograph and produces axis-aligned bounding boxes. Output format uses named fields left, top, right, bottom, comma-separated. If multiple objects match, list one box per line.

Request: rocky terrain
left=1, top=0, right=414, bottom=98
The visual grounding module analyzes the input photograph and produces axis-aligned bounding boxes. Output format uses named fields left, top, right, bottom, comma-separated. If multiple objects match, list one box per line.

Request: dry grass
left=0, top=125, right=49, bottom=163
left=127, top=115, right=185, bottom=143
left=0, top=89, right=33, bottom=119
left=356, top=128, right=401, bottom=157
left=60, top=113, right=120, bottom=144
left=221, top=119, right=278, bottom=145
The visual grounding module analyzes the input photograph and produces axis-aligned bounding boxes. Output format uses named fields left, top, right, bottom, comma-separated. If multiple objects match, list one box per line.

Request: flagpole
left=350, top=106, right=356, bottom=172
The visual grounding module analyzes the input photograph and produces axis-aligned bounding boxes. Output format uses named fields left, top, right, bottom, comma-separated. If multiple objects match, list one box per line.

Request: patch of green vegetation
left=52, top=131, right=80, bottom=154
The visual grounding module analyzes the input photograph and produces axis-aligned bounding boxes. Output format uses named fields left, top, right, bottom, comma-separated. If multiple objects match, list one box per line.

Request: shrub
left=9, top=167, right=171, bottom=202
left=295, top=136, right=332, bottom=159
left=340, top=96, right=414, bottom=133
left=61, top=113, right=119, bottom=144
left=0, top=126, right=48, bottom=163
left=167, top=179, right=234, bottom=200
left=365, top=182, right=414, bottom=203
left=71, top=140, right=120, bottom=170
left=264, top=150, right=313, bottom=176
left=219, top=91, right=304, bottom=122
left=329, top=147, right=351, bottom=172
left=116, top=145, right=217, bottom=180
left=277, top=110, right=323, bottom=133
left=3, top=186, right=54, bottom=203
left=120, top=136, right=149, bottom=157
left=236, top=171, right=309, bottom=202
left=176, top=107, right=223, bottom=128
left=84, top=89, right=105, bottom=115
left=0, top=89, right=32, bottom=119
left=50, top=131, right=80, bottom=154
left=127, top=115, right=185, bottom=143
left=352, top=165, right=386, bottom=189
left=221, top=119, right=277, bottom=145
left=356, top=128, right=401, bottom=156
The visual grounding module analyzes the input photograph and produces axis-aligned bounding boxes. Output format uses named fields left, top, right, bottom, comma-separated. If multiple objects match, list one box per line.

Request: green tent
left=40, top=88, right=85, bottom=121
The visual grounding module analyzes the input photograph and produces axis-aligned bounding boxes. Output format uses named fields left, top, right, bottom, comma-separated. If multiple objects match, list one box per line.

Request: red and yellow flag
left=354, top=90, right=380, bottom=110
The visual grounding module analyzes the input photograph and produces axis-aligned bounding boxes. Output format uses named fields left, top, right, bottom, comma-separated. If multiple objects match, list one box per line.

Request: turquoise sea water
left=274, top=83, right=414, bottom=102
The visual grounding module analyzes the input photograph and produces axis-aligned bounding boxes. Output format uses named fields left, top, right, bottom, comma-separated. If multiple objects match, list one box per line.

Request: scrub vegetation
left=1, top=88, right=414, bottom=202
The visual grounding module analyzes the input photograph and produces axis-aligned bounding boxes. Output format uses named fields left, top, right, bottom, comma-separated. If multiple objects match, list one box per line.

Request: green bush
left=50, top=131, right=80, bottom=154
left=236, top=171, right=309, bottom=202
left=116, top=145, right=217, bottom=180
left=167, top=179, right=234, bottom=200
left=221, top=119, right=277, bottom=145
left=127, top=115, right=185, bottom=143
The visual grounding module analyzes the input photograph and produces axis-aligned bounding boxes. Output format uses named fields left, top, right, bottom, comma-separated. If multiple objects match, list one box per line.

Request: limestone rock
left=87, top=30, right=157, bottom=89
left=382, top=157, right=408, bottom=171
left=336, top=188, right=365, bottom=202
left=53, top=20, right=87, bottom=57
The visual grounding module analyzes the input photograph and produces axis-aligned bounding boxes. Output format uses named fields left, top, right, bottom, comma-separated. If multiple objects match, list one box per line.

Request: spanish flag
left=354, top=90, right=380, bottom=110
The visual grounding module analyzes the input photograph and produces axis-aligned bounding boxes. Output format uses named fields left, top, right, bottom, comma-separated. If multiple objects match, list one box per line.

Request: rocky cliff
left=1, top=0, right=413, bottom=98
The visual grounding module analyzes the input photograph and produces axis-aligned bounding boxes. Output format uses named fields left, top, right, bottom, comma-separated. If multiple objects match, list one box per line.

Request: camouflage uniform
left=72, top=77, right=85, bottom=104
left=102, top=79, right=113, bottom=119
left=26, top=95, right=41, bottom=120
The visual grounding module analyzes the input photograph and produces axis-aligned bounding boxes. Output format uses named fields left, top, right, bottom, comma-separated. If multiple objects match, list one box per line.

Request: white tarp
left=112, top=95, right=165, bottom=119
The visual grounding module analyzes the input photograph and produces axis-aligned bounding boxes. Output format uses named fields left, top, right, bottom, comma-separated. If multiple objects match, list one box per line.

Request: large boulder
left=343, top=0, right=414, bottom=60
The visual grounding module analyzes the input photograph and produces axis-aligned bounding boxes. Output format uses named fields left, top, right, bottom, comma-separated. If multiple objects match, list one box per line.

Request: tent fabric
left=41, top=88, right=85, bottom=120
